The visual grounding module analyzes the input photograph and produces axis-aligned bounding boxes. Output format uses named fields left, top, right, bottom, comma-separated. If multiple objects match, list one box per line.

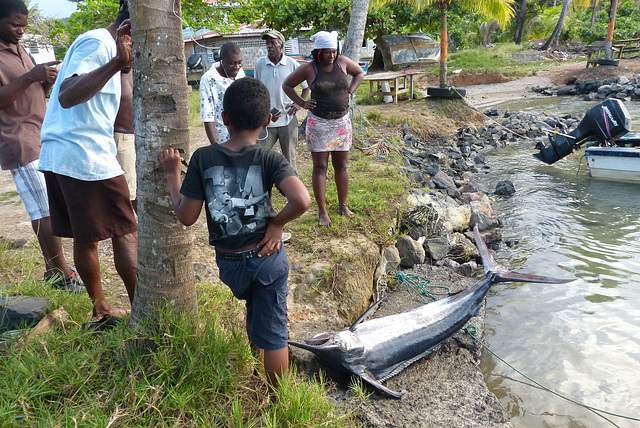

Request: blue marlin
left=288, top=225, right=572, bottom=397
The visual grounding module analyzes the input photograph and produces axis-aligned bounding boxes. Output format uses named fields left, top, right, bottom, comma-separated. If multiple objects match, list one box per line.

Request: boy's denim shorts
left=216, top=246, right=289, bottom=351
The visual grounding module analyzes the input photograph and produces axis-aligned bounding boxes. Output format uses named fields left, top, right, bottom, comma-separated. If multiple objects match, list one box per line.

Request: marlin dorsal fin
left=349, top=295, right=388, bottom=331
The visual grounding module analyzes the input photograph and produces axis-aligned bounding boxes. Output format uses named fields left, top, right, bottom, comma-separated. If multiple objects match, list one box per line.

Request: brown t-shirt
left=0, top=39, right=46, bottom=170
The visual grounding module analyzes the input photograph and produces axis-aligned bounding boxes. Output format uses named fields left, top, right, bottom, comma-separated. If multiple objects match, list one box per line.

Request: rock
left=598, top=84, right=612, bottom=94
left=193, top=262, right=217, bottom=284
left=495, top=180, right=515, bottom=195
left=455, top=261, right=478, bottom=277
left=469, top=199, right=494, bottom=217
left=469, top=211, right=500, bottom=232
left=555, top=85, right=575, bottom=96
left=404, top=167, right=425, bottom=184
left=0, top=295, right=51, bottom=330
left=407, top=192, right=471, bottom=233
left=424, top=237, right=451, bottom=261
left=432, top=170, right=456, bottom=191
left=460, top=191, right=490, bottom=206
left=397, top=235, right=426, bottom=268
left=610, top=83, right=623, bottom=93
left=0, top=236, right=28, bottom=249
left=383, top=245, right=401, bottom=273
left=449, top=232, right=479, bottom=263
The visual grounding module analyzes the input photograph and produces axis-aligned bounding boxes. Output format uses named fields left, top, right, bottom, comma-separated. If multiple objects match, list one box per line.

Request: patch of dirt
left=543, top=58, right=640, bottom=85
left=450, top=72, right=511, bottom=87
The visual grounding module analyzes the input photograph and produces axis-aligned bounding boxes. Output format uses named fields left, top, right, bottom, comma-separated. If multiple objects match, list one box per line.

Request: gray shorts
left=216, top=246, right=289, bottom=351
left=11, top=160, right=49, bottom=221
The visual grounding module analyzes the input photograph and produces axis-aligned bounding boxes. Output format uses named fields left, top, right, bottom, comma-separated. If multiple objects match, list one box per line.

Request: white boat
left=585, top=145, right=640, bottom=183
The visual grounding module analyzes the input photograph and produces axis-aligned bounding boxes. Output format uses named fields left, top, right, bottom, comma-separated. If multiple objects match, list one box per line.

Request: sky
left=31, top=0, right=77, bottom=19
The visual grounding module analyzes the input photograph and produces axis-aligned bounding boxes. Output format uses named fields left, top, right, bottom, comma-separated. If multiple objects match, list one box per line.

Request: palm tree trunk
left=590, top=0, right=599, bottom=32
left=342, top=0, right=370, bottom=62
left=128, top=0, right=198, bottom=330
left=514, top=0, right=527, bottom=44
left=604, top=0, right=618, bottom=60
left=540, top=0, right=571, bottom=50
left=439, top=2, right=448, bottom=88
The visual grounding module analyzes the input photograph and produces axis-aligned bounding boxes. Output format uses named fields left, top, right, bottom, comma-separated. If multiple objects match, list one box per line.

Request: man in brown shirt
left=0, top=0, right=84, bottom=292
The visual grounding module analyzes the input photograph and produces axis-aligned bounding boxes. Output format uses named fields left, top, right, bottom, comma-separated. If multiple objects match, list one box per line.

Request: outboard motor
left=186, top=54, right=203, bottom=71
left=533, top=98, right=631, bottom=164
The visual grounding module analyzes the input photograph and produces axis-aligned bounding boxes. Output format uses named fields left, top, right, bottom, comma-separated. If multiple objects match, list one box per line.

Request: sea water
left=476, top=97, right=640, bottom=428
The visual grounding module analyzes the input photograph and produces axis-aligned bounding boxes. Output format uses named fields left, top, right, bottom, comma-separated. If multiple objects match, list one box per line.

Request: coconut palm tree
left=128, top=0, right=198, bottom=330
left=540, top=0, right=572, bottom=50
left=372, top=0, right=515, bottom=88
left=343, top=0, right=370, bottom=61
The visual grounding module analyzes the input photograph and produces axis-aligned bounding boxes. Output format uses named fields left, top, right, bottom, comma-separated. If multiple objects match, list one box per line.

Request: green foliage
left=419, top=43, right=558, bottom=76
left=188, top=89, right=202, bottom=130
left=49, top=0, right=239, bottom=54
left=567, top=0, right=640, bottom=43
left=365, top=109, right=384, bottom=123
left=234, top=0, right=439, bottom=40
left=233, top=0, right=352, bottom=39
left=0, top=277, right=355, bottom=426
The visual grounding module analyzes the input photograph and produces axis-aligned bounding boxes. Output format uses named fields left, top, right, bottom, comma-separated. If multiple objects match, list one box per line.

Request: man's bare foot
left=93, top=301, right=130, bottom=320
left=319, top=211, right=332, bottom=227
left=338, top=204, right=354, bottom=217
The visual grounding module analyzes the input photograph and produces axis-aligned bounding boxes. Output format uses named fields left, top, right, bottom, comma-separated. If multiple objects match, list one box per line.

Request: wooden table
left=363, top=71, right=417, bottom=103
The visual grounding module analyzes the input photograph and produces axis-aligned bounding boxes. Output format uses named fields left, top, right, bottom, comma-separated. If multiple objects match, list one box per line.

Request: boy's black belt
left=216, top=248, right=260, bottom=261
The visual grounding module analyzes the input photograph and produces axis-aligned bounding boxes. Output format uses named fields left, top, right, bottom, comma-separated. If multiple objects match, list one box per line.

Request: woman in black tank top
left=283, top=33, right=364, bottom=227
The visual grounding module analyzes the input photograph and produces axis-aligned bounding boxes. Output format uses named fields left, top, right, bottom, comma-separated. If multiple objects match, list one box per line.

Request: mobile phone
left=270, top=107, right=282, bottom=116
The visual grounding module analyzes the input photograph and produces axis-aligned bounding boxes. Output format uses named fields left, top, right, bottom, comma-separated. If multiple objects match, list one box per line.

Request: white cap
left=310, top=31, right=338, bottom=50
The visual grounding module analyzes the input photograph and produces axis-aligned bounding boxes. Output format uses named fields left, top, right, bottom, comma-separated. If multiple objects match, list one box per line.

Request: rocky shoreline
left=533, top=74, right=640, bottom=101
left=292, top=100, right=588, bottom=427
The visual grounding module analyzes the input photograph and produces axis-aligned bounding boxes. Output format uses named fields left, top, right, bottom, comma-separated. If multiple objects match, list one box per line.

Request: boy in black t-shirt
left=160, top=77, right=312, bottom=389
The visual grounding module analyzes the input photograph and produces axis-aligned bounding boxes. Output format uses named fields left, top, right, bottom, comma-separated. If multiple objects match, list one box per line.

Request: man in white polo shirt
left=254, top=30, right=309, bottom=173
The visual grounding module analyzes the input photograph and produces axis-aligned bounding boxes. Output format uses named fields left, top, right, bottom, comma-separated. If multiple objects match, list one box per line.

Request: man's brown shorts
left=44, top=172, right=137, bottom=243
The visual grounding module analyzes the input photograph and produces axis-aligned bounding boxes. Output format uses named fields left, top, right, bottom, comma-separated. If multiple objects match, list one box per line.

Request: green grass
left=422, top=43, right=578, bottom=78
left=0, top=242, right=356, bottom=427
left=276, top=147, right=407, bottom=252
left=0, top=191, right=18, bottom=202
left=365, top=109, right=383, bottom=124
left=188, top=89, right=202, bottom=130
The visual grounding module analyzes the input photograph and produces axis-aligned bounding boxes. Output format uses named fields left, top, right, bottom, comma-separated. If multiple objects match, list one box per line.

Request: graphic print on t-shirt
left=203, top=164, right=269, bottom=239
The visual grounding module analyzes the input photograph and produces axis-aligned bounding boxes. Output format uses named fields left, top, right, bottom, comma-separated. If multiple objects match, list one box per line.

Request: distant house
left=183, top=26, right=376, bottom=73
left=22, top=35, right=56, bottom=64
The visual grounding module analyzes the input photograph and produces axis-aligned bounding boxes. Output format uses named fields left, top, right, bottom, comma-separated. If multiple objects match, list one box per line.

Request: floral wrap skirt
left=305, top=111, right=352, bottom=152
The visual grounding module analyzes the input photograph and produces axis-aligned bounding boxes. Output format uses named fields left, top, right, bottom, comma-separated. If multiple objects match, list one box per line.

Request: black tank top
left=310, top=59, right=349, bottom=119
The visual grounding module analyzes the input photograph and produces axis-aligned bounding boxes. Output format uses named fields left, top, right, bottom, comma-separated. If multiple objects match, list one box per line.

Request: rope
left=463, top=326, right=640, bottom=426
left=395, top=272, right=450, bottom=304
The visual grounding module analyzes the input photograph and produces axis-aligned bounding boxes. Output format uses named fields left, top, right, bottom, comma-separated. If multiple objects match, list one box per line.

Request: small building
left=183, top=26, right=375, bottom=72
left=22, top=35, right=56, bottom=64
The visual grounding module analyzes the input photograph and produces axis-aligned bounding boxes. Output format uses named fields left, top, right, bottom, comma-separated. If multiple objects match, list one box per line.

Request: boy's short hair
left=223, top=77, right=270, bottom=131
left=0, top=0, right=28, bottom=19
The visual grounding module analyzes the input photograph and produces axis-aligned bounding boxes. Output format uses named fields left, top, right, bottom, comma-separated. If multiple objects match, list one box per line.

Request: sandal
left=81, top=314, right=123, bottom=332
left=45, top=267, right=86, bottom=293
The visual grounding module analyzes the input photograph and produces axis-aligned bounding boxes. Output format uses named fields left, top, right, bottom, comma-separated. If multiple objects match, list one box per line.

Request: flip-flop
left=81, top=314, right=124, bottom=332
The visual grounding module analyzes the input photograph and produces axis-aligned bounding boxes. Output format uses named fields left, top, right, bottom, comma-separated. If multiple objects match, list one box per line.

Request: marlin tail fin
left=473, top=225, right=572, bottom=284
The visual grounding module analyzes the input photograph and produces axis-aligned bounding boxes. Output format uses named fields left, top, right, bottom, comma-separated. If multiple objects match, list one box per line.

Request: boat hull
left=585, top=146, right=640, bottom=183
